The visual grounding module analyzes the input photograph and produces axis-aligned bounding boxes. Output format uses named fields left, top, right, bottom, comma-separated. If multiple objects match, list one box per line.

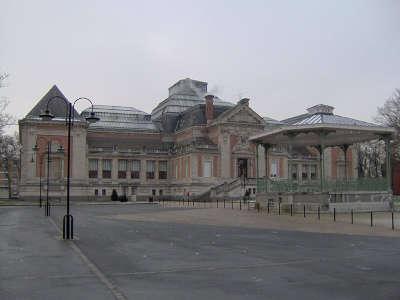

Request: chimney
left=205, top=94, right=214, bottom=124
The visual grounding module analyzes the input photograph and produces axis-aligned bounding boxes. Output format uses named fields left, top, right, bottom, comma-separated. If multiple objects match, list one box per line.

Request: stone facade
left=18, top=79, right=358, bottom=201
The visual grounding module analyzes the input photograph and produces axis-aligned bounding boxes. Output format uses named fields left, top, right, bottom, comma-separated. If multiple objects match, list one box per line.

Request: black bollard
left=303, top=205, right=306, bottom=218
left=224, top=199, right=226, bottom=208
left=290, top=204, right=293, bottom=216
left=278, top=202, right=281, bottom=215
left=240, top=200, right=242, bottom=210
left=370, top=211, right=373, bottom=227
left=333, top=208, right=336, bottom=222
left=392, top=210, right=395, bottom=231
left=231, top=200, right=233, bottom=209
left=267, top=201, right=270, bottom=214
left=45, top=201, right=50, bottom=216
left=318, top=206, right=320, bottom=220
left=351, top=209, right=353, bottom=224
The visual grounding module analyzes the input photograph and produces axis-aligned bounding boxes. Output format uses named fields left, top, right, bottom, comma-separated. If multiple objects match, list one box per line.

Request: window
left=102, top=159, right=112, bottom=178
left=159, top=189, right=163, bottom=196
left=159, top=161, right=168, bottom=179
left=146, top=160, right=155, bottom=179
left=131, top=187, right=137, bottom=195
left=270, top=159, right=278, bottom=178
left=102, top=189, right=106, bottom=196
left=89, top=159, right=98, bottom=178
left=291, top=164, right=298, bottom=180
left=301, top=164, right=308, bottom=180
left=131, top=160, right=141, bottom=179
left=152, top=189, right=156, bottom=196
left=94, top=189, right=99, bottom=196
left=311, top=165, right=317, bottom=180
left=185, top=158, right=189, bottom=178
left=310, top=165, right=317, bottom=180
left=203, top=160, right=212, bottom=178
left=118, top=159, right=127, bottom=179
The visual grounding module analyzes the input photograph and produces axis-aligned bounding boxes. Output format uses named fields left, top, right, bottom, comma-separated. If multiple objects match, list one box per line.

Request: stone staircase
left=193, top=178, right=257, bottom=201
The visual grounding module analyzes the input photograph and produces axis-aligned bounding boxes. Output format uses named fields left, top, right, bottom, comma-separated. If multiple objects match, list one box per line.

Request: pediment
left=227, top=108, right=262, bottom=124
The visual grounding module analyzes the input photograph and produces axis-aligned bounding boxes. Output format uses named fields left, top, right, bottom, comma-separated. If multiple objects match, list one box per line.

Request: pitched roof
left=25, top=85, right=83, bottom=121
left=281, top=104, right=378, bottom=127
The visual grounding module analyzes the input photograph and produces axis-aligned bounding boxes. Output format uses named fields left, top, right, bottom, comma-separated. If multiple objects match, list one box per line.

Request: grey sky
left=1, top=0, right=399, bottom=133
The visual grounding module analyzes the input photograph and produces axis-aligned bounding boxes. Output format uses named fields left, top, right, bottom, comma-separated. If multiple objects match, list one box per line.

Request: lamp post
left=32, top=144, right=42, bottom=207
left=32, top=140, right=64, bottom=212
left=40, top=96, right=99, bottom=239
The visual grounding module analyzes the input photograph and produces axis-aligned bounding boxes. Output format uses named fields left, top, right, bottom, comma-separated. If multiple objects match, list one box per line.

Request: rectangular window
left=102, top=159, right=112, bottom=179
left=89, top=159, right=98, bottom=178
left=159, top=160, right=168, bottom=179
left=94, top=189, right=99, bottom=196
left=185, top=158, right=189, bottom=178
left=146, top=160, right=155, bottom=179
left=118, top=159, right=127, bottom=179
left=131, top=160, right=141, bottom=179
left=131, top=186, right=137, bottom=195
left=203, top=160, right=212, bottom=178
left=270, top=159, right=278, bottom=178
left=301, top=164, right=308, bottom=180
left=291, top=164, right=298, bottom=180
left=159, top=189, right=163, bottom=196
left=310, top=165, right=317, bottom=180
left=102, top=189, right=106, bottom=196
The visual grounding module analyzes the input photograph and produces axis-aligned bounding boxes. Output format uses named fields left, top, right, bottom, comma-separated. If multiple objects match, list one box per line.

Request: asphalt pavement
left=1, top=204, right=400, bottom=300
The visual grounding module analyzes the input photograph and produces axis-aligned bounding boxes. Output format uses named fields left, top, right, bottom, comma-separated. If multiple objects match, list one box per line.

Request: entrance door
left=237, top=158, right=248, bottom=178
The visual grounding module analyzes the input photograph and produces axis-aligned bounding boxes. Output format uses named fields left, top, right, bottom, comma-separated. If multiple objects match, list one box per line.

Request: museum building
left=19, top=78, right=369, bottom=202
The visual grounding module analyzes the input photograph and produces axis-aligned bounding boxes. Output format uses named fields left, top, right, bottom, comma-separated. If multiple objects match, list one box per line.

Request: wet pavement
left=1, top=204, right=400, bottom=299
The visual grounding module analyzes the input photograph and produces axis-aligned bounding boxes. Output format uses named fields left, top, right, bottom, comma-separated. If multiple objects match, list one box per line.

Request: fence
left=157, top=198, right=399, bottom=231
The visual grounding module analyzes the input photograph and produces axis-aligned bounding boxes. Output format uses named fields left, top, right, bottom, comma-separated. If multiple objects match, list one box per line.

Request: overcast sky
left=1, top=0, right=399, bottom=133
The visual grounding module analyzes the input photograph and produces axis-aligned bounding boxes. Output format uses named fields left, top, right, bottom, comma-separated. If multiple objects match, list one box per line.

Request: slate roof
left=174, top=104, right=231, bottom=132
left=25, top=85, right=84, bottom=121
left=81, top=105, right=158, bottom=132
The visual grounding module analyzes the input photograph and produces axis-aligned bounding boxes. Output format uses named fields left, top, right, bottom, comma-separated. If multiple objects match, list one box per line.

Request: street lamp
left=32, top=144, right=42, bottom=207
left=32, top=140, right=64, bottom=212
left=39, top=96, right=99, bottom=239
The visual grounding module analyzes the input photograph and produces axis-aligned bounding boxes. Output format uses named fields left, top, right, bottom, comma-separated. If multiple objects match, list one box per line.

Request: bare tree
left=0, top=133, right=20, bottom=198
left=376, top=89, right=400, bottom=131
left=0, top=72, right=19, bottom=198
left=356, top=141, right=386, bottom=178
left=0, top=73, right=14, bottom=135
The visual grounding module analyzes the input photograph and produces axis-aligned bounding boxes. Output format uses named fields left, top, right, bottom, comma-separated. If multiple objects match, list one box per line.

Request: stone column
left=220, top=131, right=231, bottom=179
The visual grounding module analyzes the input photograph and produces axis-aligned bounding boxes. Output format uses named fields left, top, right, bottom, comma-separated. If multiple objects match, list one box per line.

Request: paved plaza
left=1, top=203, right=400, bottom=299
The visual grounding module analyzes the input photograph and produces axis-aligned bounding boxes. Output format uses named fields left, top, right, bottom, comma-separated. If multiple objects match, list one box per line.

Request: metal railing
left=257, top=177, right=389, bottom=193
